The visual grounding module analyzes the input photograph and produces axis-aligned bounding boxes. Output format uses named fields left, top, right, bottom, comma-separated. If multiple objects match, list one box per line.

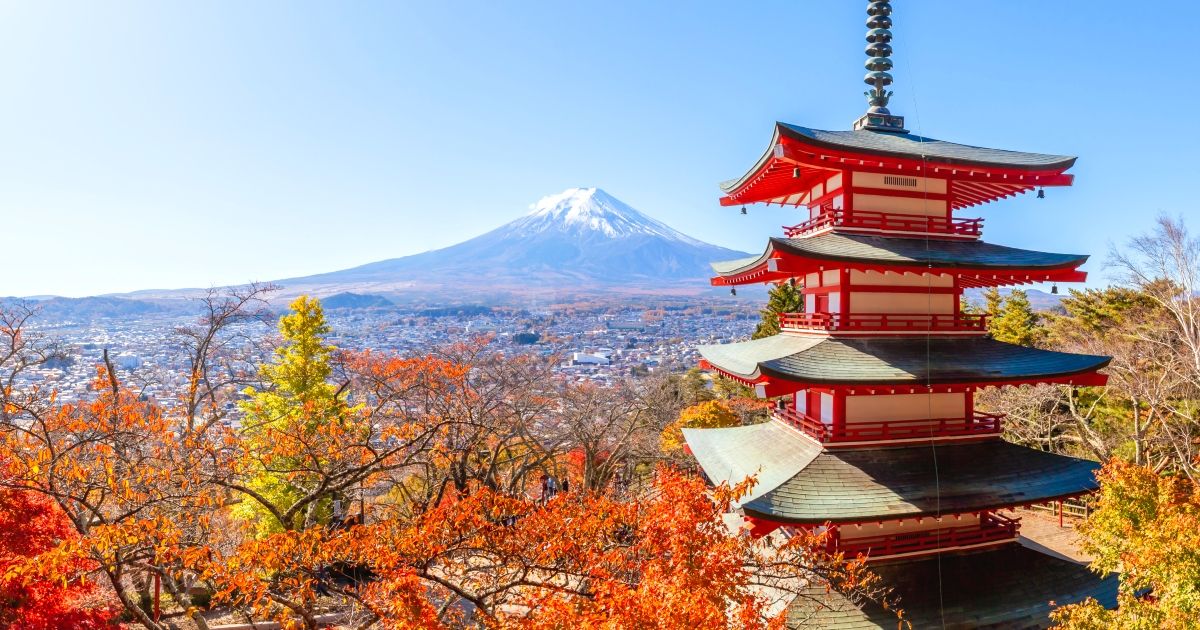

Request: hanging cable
left=905, top=35, right=949, bottom=630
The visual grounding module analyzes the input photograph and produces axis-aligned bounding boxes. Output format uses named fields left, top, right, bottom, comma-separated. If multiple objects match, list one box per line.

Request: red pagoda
left=683, top=3, right=1119, bottom=627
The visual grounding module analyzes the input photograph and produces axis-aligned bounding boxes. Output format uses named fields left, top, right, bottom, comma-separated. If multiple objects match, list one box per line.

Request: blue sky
left=1, top=1, right=1193, bottom=297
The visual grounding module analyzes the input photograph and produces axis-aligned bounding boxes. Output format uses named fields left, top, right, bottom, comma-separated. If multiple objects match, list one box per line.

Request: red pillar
left=839, top=268, right=850, bottom=326
left=952, top=275, right=961, bottom=318
left=842, top=172, right=853, bottom=223
left=833, top=389, right=847, bottom=441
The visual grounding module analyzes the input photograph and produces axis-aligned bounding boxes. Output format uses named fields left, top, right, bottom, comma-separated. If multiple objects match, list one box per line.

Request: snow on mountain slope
left=280, top=188, right=747, bottom=293
left=506, top=188, right=708, bottom=246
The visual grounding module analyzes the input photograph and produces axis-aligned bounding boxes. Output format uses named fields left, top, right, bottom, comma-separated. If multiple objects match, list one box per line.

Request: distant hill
left=0, top=296, right=182, bottom=322
left=321, top=292, right=394, bottom=310
left=963, top=288, right=1064, bottom=312
left=276, top=188, right=749, bottom=297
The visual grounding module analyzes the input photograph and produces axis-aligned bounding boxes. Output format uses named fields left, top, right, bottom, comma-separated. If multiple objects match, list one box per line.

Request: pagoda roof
left=683, top=416, right=823, bottom=505
left=685, top=421, right=1099, bottom=524
left=719, top=123, right=1076, bottom=210
left=774, top=124, right=1075, bottom=172
left=698, top=335, right=1110, bottom=388
left=785, top=544, right=1116, bottom=629
left=710, top=234, right=1089, bottom=287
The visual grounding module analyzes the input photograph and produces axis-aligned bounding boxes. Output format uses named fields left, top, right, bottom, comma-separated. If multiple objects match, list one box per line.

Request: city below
left=19, top=296, right=760, bottom=405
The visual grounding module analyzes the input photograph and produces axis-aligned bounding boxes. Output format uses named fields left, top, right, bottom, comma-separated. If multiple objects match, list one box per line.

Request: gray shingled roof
left=698, top=335, right=1111, bottom=385
left=787, top=544, right=1116, bottom=629
left=682, top=420, right=821, bottom=505
left=740, top=438, right=1100, bottom=524
left=698, top=334, right=823, bottom=377
left=778, top=123, right=1077, bottom=170
left=711, top=234, right=1088, bottom=276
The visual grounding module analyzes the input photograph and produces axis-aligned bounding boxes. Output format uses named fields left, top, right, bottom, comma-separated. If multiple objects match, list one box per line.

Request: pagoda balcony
left=778, top=312, right=989, bottom=333
left=783, top=208, right=983, bottom=239
left=832, top=512, right=1021, bottom=560
left=774, top=407, right=1004, bottom=445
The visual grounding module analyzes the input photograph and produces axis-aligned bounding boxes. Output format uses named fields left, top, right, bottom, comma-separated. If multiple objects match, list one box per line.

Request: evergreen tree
left=1053, top=286, right=1157, bottom=334
left=679, top=368, right=716, bottom=405
left=712, top=374, right=755, bottom=400
left=988, top=289, right=1042, bottom=347
left=982, top=286, right=1003, bottom=318
left=752, top=281, right=803, bottom=339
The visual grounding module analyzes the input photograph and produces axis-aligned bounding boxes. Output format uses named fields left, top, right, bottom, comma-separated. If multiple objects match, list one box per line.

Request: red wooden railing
left=834, top=512, right=1020, bottom=559
left=783, top=209, right=983, bottom=238
left=775, top=407, right=832, bottom=441
left=778, top=312, right=989, bottom=333
left=774, top=407, right=1004, bottom=443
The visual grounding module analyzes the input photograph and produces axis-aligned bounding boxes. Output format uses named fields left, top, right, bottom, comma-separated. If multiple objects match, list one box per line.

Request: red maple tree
left=0, top=486, right=117, bottom=629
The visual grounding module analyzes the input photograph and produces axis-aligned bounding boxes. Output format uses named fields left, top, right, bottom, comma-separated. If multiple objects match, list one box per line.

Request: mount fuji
left=277, top=188, right=747, bottom=297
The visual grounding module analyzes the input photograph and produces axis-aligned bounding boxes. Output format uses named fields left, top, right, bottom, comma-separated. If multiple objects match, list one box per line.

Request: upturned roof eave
left=719, top=125, right=784, bottom=195
left=754, top=357, right=1114, bottom=387
left=697, top=334, right=1112, bottom=388
left=709, top=235, right=1091, bottom=280
left=718, top=122, right=1078, bottom=205
left=738, top=440, right=1103, bottom=525
left=775, top=122, right=1079, bottom=172
left=741, top=485, right=1099, bottom=526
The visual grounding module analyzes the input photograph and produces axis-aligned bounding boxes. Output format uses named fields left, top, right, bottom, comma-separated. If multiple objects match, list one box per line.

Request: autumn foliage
left=660, top=400, right=740, bottom=452
left=202, top=468, right=878, bottom=629
left=1052, top=459, right=1200, bottom=629
left=0, top=295, right=888, bottom=629
left=0, top=487, right=116, bottom=629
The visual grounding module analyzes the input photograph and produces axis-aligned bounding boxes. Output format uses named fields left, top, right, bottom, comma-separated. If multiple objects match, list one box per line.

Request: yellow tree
left=661, top=400, right=741, bottom=453
left=210, top=299, right=481, bottom=627
left=1052, top=460, right=1200, bottom=629
left=231, top=295, right=356, bottom=534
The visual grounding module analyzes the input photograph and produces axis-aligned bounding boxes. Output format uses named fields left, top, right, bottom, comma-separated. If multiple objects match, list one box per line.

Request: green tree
left=752, top=282, right=803, bottom=339
left=234, top=296, right=353, bottom=534
left=1044, top=286, right=1186, bottom=468
left=678, top=367, right=716, bottom=405
left=983, top=286, right=1003, bottom=317
left=712, top=375, right=755, bottom=400
left=960, top=293, right=982, bottom=315
left=1050, top=287, right=1158, bottom=337
left=988, top=289, right=1042, bottom=346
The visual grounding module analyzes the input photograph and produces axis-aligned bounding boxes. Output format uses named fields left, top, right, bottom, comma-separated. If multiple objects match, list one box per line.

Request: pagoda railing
left=783, top=209, right=983, bottom=238
left=774, top=408, right=1004, bottom=443
left=778, top=312, right=989, bottom=333
left=834, top=512, right=1020, bottom=560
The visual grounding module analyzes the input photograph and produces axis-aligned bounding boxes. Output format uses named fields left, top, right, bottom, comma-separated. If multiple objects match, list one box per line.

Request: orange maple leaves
left=0, top=296, right=884, bottom=629
left=196, top=467, right=877, bottom=630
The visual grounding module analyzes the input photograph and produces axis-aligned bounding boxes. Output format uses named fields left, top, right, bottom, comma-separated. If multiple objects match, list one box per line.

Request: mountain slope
left=280, top=188, right=746, bottom=294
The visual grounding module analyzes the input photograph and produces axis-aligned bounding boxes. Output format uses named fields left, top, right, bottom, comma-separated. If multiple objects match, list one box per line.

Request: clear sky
left=1, top=1, right=1194, bottom=297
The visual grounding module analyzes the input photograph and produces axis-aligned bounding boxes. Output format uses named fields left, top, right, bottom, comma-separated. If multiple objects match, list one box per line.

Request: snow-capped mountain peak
left=511, top=187, right=704, bottom=245
left=280, top=186, right=748, bottom=293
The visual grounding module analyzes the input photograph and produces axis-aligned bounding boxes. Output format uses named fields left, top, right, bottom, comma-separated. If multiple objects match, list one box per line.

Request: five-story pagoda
left=683, top=3, right=1119, bottom=627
